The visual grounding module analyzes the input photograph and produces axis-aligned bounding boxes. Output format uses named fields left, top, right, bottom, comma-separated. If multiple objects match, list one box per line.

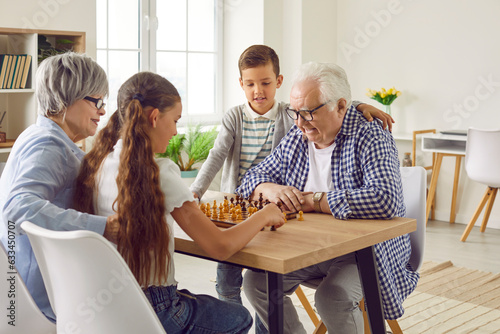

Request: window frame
left=96, top=0, right=223, bottom=126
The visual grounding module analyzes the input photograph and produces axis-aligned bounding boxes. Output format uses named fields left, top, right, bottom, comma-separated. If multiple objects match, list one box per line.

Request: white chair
left=21, top=221, right=166, bottom=334
left=295, top=166, right=427, bottom=334
left=461, top=128, right=500, bottom=242
left=0, top=242, right=56, bottom=334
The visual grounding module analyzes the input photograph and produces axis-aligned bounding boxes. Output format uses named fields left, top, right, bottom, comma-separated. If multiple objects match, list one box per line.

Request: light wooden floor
left=424, top=219, right=500, bottom=274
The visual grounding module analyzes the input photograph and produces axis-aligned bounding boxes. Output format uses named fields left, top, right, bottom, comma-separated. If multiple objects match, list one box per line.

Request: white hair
left=291, top=62, right=352, bottom=111
left=36, top=52, right=108, bottom=117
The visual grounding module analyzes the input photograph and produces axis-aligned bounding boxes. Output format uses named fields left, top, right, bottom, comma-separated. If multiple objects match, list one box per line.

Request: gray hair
left=36, top=52, right=108, bottom=117
left=291, top=62, right=352, bottom=111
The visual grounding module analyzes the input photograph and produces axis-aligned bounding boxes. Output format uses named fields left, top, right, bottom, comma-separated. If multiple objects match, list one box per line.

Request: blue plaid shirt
left=236, top=105, right=419, bottom=319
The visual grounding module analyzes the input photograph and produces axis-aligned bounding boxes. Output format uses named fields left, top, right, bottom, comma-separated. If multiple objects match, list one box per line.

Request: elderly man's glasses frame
left=84, top=96, right=106, bottom=110
left=285, top=101, right=331, bottom=121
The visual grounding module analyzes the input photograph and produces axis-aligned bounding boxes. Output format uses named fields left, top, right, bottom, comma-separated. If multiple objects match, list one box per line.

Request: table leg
left=426, top=153, right=443, bottom=225
left=267, top=271, right=284, bottom=334
left=450, top=156, right=462, bottom=223
left=356, top=246, right=386, bottom=334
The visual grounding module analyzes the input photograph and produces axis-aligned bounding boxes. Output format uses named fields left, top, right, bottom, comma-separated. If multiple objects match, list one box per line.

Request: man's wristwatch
left=312, top=192, right=325, bottom=213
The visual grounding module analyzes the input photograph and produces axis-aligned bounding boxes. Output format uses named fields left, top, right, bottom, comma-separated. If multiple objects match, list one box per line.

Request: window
left=96, top=0, right=222, bottom=126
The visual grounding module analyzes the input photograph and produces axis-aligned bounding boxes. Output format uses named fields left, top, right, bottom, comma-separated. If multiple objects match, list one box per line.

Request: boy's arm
left=189, top=111, right=237, bottom=198
left=354, top=101, right=395, bottom=132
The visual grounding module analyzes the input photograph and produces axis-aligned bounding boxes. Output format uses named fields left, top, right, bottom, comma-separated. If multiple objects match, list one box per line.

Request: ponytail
left=115, top=100, right=169, bottom=285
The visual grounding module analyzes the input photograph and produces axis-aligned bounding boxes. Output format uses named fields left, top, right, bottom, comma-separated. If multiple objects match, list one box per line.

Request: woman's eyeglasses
left=84, top=96, right=106, bottom=110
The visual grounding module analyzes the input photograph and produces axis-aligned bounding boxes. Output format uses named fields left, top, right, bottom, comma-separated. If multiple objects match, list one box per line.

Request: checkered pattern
left=236, top=105, right=419, bottom=319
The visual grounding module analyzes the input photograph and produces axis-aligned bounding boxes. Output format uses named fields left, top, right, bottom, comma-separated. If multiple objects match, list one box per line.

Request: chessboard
left=199, top=194, right=297, bottom=228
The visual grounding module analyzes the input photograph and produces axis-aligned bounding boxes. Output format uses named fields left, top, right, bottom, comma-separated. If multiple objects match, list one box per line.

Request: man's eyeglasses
left=285, top=101, right=331, bottom=121
left=84, top=96, right=106, bottom=110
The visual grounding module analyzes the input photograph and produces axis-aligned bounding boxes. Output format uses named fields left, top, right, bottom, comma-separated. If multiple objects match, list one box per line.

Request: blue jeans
left=216, top=262, right=268, bottom=334
left=144, top=285, right=252, bottom=334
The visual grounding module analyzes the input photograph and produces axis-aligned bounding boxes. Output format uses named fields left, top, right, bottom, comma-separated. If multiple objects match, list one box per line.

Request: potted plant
left=38, top=35, right=75, bottom=64
left=157, top=123, right=218, bottom=179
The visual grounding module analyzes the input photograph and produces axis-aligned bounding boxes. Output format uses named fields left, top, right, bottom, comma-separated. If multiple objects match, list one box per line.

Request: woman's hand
left=103, top=214, right=120, bottom=243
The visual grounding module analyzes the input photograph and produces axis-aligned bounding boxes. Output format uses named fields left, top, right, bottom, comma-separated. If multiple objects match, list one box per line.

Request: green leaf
left=156, top=124, right=218, bottom=171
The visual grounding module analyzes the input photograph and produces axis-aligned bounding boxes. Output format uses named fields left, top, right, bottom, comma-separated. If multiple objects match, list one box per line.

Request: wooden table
left=421, top=133, right=467, bottom=224
left=174, top=191, right=416, bottom=334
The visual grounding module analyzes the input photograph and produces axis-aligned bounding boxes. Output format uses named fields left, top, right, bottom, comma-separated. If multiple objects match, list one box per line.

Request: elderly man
left=236, top=62, right=419, bottom=333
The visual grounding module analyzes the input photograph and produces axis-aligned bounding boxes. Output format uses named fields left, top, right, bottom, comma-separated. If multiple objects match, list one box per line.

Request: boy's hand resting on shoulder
left=254, top=203, right=286, bottom=230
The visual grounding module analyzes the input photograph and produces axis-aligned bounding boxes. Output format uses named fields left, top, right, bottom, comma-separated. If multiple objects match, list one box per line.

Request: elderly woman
left=0, top=52, right=116, bottom=322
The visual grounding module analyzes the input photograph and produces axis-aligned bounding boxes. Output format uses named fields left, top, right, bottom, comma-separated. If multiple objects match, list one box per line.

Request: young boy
left=189, top=44, right=391, bottom=331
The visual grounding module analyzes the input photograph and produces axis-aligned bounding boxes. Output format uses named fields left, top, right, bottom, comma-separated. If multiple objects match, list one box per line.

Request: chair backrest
left=400, top=166, right=426, bottom=272
left=21, top=221, right=166, bottom=334
left=0, top=242, right=56, bottom=334
left=465, top=127, right=500, bottom=188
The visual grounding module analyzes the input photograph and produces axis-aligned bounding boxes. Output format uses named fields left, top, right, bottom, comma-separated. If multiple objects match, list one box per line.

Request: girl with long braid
left=74, top=71, right=284, bottom=334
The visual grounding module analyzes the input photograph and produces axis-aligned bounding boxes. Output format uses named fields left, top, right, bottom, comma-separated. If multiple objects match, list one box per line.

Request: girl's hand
left=254, top=203, right=286, bottom=230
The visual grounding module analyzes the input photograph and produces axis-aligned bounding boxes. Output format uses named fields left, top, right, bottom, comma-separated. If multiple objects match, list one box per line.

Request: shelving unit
left=0, top=27, right=85, bottom=159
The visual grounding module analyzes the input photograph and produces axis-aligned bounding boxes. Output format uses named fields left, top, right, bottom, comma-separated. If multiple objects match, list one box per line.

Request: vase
left=382, top=104, right=391, bottom=116
left=181, top=169, right=199, bottom=187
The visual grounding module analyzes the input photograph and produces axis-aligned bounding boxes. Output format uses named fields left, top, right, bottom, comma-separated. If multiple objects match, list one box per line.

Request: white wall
left=2, top=0, right=498, bottom=229
left=335, top=0, right=500, bottom=228
left=224, top=0, right=500, bottom=229
left=0, top=0, right=97, bottom=58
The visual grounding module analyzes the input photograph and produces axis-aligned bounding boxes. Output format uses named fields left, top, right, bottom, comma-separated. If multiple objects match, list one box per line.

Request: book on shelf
left=20, top=55, right=32, bottom=89
left=0, top=54, right=31, bottom=90
left=0, top=55, right=8, bottom=88
left=13, top=56, right=26, bottom=89
left=8, top=55, right=20, bottom=89
left=1, top=55, right=13, bottom=89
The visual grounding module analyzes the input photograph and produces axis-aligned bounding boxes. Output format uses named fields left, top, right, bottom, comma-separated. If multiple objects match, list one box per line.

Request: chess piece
left=298, top=211, right=304, bottom=221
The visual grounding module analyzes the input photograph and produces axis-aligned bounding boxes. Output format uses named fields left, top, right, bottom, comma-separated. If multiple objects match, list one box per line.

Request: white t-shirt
left=303, top=140, right=335, bottom=193
left=94, top=139, right=195, bottom=287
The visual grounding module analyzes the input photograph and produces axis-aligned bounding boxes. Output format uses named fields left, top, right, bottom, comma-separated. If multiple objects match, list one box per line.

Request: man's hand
left=103, top=214, right=119, bottom=243
left=254, top=183, right=312, bottom=212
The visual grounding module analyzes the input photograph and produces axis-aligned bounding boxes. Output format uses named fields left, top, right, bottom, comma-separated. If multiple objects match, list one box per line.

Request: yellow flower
left=366, top=86, right=402, bottom=106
